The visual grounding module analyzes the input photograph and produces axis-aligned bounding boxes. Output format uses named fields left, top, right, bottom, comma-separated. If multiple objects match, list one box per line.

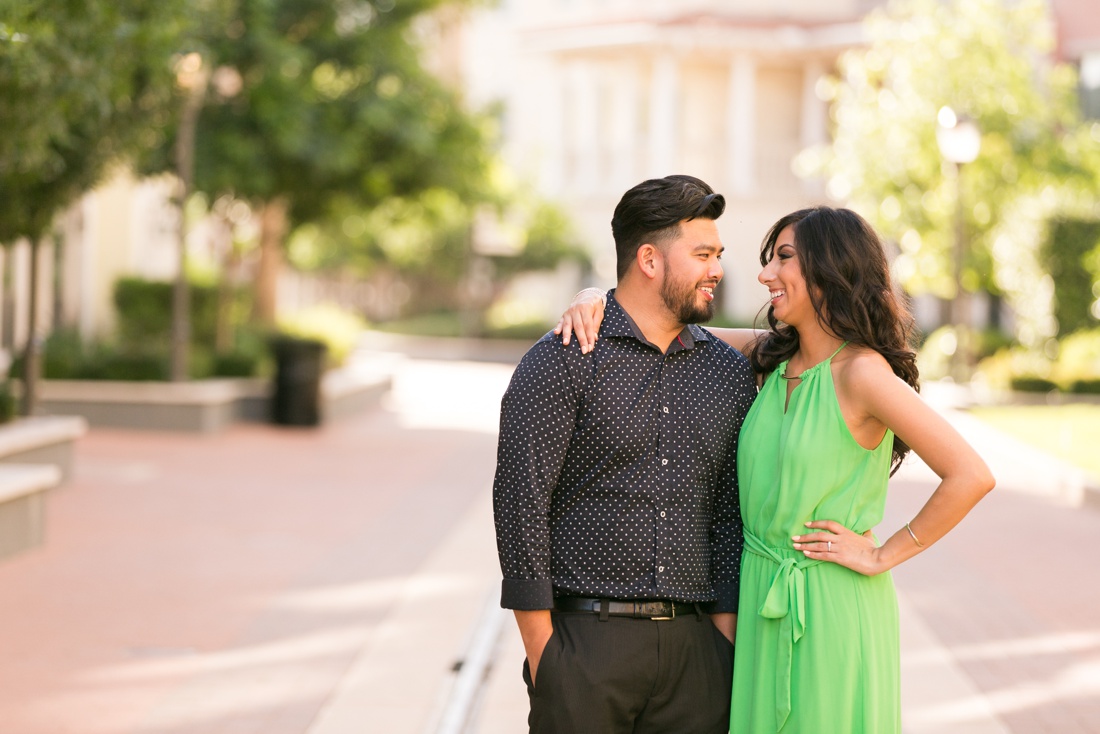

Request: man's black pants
left=522, top=609, right=734, bottom=733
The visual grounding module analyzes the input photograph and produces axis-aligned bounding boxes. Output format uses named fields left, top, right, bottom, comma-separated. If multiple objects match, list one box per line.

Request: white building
left=455, top=0, right=887, bottom=322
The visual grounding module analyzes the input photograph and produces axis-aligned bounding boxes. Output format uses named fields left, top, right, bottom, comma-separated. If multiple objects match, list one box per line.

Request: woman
left=556, top=206, right=994, bottom=733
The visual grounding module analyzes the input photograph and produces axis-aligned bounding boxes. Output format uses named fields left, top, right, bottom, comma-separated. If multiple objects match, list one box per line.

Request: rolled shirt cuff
left=500, top=578, right=554, bottom=610
left=710, top=580, right=739, bottom=614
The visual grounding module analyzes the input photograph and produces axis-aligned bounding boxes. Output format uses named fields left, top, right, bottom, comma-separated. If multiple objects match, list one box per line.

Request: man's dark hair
left=611, top=174, right=726, bottom=279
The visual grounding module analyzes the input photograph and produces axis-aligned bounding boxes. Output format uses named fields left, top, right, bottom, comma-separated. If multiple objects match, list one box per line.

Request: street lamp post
left=171, top=52, right=209, bottom=382
left=936, top=106, right=981, bottom=382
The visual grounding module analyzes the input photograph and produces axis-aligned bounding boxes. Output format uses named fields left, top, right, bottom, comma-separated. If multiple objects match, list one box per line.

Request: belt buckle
left=646, top=601, right=674, bottom=620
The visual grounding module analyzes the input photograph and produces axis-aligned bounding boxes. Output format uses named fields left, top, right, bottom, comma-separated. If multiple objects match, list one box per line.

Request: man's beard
left=660, top=270, right=717, bottom=324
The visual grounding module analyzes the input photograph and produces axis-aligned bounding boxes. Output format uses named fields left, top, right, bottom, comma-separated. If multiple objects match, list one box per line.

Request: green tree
left=0, top=1, right=183, bottom=243
left=804, top=0, right=1100, bottom=347
left=0, top=0, right=186, bottom=409
left=1042, top=218, right=1100, bottom=335
left=142, top=0, right=492, bottom=325
left=285, top=183, right=591, bottom=330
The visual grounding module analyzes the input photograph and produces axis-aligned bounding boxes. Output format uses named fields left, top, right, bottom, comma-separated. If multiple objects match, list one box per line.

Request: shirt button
left=661, top=459, right=668, bottom=465
left=660, top=511, right=667, bottom=518
left=658, top=566, right=665, bottom=573
left=662, top=406, right=669, bottom=413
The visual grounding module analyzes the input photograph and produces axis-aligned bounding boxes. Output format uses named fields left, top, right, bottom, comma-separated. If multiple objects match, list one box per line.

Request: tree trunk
left=254, top=197, right=289, bottom=326
left=20, top=237, right=41, bottom=417
left=214, top=213, right=236, bottom=353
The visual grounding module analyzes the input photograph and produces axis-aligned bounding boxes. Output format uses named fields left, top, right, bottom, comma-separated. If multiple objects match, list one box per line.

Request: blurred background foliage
left=0, top=0, right=591, bottom=391
left=804, top=0, right=1100, bottom=349
left=1, top=0, right=1099, bottom=393
left=0, top=0, right=184, bottom=243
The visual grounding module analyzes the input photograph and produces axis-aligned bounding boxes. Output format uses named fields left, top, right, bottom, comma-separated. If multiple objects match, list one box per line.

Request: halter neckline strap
left=780, top=341, right=849, bottom=381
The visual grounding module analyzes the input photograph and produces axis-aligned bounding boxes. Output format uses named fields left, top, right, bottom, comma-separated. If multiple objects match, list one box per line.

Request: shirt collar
left=604, top=289, right=712, bottom=353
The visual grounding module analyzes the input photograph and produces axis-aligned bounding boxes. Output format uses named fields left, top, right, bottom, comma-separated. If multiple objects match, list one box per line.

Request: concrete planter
left=34, top=366, right=392, bottom=433
left=321, top=365, right=393, bottom=422
left=233, top=367, right=393, bottom=424
left=39, top=379, right=242, bottom=433
left=0, top=416, right=85, bottom=561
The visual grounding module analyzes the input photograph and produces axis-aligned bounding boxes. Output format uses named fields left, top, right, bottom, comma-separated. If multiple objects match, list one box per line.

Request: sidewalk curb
left=305, top=492, right=499, bottom=734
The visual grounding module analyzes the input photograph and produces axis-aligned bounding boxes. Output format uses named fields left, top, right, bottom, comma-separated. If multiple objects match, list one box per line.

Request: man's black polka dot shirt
left=493, top=290, right=757, bottom=612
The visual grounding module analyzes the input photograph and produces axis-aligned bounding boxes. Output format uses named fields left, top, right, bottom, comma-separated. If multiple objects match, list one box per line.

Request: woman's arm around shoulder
left=553, top=287, right=766, bottom=356
left=554, top=288, right=605, bottom=354
left=704, top=326, right=766, bottom=355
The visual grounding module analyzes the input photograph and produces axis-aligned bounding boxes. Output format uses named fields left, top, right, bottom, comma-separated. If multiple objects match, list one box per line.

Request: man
left=493, top=175, right=757, bottom=733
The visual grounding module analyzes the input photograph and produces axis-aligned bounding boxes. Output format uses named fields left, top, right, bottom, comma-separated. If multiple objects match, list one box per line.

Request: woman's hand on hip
left=792, top=520, right=885, bottom=576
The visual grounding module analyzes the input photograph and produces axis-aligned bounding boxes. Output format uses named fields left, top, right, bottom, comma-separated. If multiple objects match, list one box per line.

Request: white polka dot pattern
left=493, top=291, right=756, bottom=612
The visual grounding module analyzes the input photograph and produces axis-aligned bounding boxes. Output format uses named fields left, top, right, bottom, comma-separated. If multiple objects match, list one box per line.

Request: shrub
left=374, top=311, right=462, bottom=337
left=98, top=353, right=169, bottom=381
left=0, top=381, right=15, bottom=423
left=1010, top=376, right=1059, bottom=393
left=1068, top=378, right=1100, bottom=394
left=484, top=319, right=554, bottom=341
left=277, top=303, right=366, bottom=366
left=114, top=277, right=219, bottom=349
left=1041, top=218, right=1100, bottom=335
left=40, top=329, right=88, bottom=379
left=212, top=351, right=260, bottom=377
left=976, top=346, right=1053, bottom=390
left=113, top=276, right=252, bottom=354
left=1052, top=328, right=1100, bottom=385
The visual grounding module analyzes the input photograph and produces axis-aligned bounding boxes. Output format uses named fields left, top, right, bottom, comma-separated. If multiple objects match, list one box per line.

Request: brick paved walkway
left=0, top=354, right=1096, bottom=733
left=0, top=357, right=506, bottom=734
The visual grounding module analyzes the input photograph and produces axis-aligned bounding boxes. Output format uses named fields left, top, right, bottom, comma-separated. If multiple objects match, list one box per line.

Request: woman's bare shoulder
left=834, top=346, right=899, bottom=390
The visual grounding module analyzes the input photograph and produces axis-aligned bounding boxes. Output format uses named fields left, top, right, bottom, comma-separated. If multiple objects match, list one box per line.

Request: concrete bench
left=0, top=415, right=87, bottom=483
left=0, top=463, right=61, bottom=561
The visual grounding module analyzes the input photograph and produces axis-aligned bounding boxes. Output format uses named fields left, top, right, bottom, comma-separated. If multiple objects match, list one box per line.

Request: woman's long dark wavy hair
left=749, top=206, right=920, bottom=474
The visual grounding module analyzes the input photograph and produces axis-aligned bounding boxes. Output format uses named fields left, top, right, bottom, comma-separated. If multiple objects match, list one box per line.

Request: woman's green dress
left=730, top=346, right=900, bottom=733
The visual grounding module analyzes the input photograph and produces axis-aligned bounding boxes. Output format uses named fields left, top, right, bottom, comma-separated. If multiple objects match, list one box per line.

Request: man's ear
left=636, top=243, right=661, bottom=280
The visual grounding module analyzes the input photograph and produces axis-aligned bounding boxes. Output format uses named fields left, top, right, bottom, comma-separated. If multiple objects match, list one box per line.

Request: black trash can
left=270, top=336, right=327, bottom=426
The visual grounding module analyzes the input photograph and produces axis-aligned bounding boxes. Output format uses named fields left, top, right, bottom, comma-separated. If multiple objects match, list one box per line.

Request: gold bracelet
left=905, top=522, right=924, bottom=548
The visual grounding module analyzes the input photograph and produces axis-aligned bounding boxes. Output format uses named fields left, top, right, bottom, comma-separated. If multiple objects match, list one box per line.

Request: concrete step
left=0, top=463, right=62, bottom=562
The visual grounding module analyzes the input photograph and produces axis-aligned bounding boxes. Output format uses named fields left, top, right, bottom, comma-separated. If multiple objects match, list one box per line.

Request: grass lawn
left=968, top=404, right=1100, bottom=481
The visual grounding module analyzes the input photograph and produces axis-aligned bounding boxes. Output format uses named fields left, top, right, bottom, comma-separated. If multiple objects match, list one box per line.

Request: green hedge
left=114, top=277, right=221, bottom=349
left=1069, top=378, right=1100, bottom=394
left=1042, top=218, right=1100, bottom=335
left=32, top=331, right=267, bottom=382
left=1009, top=376, right=1059, bottom=393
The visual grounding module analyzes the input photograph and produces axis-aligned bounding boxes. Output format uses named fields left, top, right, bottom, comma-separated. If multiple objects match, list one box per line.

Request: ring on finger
left=827, top=540, right=832, bottom=552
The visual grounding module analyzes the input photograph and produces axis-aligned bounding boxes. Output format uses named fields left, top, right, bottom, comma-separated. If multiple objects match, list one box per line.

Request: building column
left=539, top=59, right=567, bottom=195
left=567, top=59, right=600, bottom=194
left=648, top=51, right=679, bottom=176
left=609, top=60, right=641, bottom=191
left=727, top=53, right=756, bottom=197
left=800, top=58, right=828, bottom=197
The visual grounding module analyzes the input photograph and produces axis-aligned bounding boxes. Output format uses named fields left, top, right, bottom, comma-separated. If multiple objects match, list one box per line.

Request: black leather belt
left=554, top=596, right=699, bottom=619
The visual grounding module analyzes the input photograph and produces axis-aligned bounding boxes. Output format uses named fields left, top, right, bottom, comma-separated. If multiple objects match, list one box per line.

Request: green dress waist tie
left=743, top=529, right=822, bottom=732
